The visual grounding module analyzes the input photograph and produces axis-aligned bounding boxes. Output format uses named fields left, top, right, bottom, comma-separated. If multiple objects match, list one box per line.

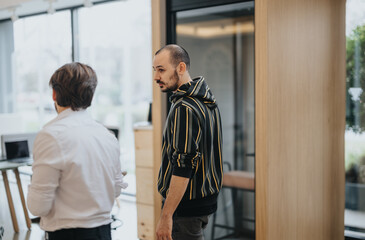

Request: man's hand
left=156, top=214, right=173, bottom=240
left=156, top=175, right=189, bottom=240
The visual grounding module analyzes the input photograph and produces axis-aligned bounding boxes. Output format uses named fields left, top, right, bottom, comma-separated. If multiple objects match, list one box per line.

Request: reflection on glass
left=13, top=11, right=72, bottom=130
left=78, top=0, right=152, bottom=195
left=345, top=0, right=365, bottom=238
left=176, top=2, right=255, bottom=239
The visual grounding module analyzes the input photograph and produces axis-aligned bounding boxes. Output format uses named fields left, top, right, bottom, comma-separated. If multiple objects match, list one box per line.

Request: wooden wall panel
left=135, top=129, right=153, bottom=168
left=255, top=0, right=345, bottom=239
left=136, top=167, right=154, bottom=205
left=135, top=126, right=155, bottom=240
left=255, top=0, right=268, bottom=239
left=136, top=204, right=155, bottom=240
left=151, top=0, right=166, bottom=237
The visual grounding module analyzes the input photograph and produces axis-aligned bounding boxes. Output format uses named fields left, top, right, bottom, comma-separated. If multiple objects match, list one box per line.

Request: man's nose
left=154, top=71, right=160, bottom=81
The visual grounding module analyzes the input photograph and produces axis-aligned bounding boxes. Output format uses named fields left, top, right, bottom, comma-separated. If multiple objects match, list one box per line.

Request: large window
left=78, top=0, right=152, bottom=194
left=13, top=10, right=72, bottom=130
left=11, top=0, right=152, bottom=195
left=345, top=0, right=365, bottom=238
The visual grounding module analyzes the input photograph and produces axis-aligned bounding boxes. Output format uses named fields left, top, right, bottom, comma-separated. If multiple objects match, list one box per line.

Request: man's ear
left=52, top=89, right=57, bottom=102
left=177, top=62, right=187, bottom=75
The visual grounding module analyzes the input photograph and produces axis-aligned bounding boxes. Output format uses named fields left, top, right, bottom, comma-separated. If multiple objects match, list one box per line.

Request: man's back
left=26, top=62, right=126, bottom=240
left=28, top=109, right=121, bottom=231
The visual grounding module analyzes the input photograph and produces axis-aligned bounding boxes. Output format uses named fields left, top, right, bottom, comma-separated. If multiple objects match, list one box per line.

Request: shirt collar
left=44, top=108, right=88, bottom=128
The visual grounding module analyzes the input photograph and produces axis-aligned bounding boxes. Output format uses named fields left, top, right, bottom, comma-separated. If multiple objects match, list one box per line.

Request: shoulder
left=173, top=97, right=205, bottom=119
left=38, top=122, right=66, bottom=147
left=169, top=101, right=201, bottom=123
left=34, top=128, right=59, bottom=152
left=173, top=96, right=200, bottom=110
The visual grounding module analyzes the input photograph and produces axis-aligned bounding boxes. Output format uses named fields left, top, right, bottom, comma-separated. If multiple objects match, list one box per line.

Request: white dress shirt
left=27, top=109, right=127, bottom=231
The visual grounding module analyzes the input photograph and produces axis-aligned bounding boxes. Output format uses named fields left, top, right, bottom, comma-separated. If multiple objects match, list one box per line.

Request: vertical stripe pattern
left=158, top=77, right=223, bottom=202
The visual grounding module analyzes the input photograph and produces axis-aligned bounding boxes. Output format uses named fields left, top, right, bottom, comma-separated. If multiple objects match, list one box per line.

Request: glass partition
left=345, top=0, right=365, bottom=238
left=13, top=10, right=72, bottom=130
left=78, top=0, right=152, bottom=196
left=175, top=2, right=255, bottom=239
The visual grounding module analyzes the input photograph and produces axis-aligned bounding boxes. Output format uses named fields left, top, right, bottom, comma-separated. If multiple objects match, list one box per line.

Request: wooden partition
left=135, top=125, right=154, bottom=239
left=255, top=0, right=346, bottom=239
left=150, top=0, right=166, bottom=239
left=135, top=1, right=166, bottom=240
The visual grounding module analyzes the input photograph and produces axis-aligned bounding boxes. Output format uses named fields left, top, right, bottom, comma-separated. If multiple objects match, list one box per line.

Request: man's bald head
left=155, top=44, right=190, bottom=70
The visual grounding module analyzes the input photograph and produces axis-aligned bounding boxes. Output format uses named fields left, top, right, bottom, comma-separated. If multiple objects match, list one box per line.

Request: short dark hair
left=155, top=44, right=190, bottom=70
left=49, top=62, right=97, bottom=111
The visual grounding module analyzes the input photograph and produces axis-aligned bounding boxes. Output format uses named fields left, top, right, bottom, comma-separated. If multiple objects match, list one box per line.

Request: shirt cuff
left=27, top=184, right=54, bottom=217
left=172, top=166, right=193, bottom=178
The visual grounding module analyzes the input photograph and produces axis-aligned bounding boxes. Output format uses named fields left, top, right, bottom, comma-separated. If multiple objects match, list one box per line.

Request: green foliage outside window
left=346, top=24, right=365, bottom=179
left=346, top=24, right=365, bottom=132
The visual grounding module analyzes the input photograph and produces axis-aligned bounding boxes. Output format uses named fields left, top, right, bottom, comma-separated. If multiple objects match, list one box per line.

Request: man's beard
left=161, top=70, right=179, bottom=93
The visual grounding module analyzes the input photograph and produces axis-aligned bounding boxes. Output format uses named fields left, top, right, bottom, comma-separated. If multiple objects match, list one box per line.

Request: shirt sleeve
left=27, top=131, right=63, bottom=217
left=171, top=105, right=201, bottom=178
left=113, top=150, right=128, bottom=198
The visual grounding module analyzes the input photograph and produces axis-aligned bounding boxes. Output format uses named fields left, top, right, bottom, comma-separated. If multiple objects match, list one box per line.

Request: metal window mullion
left=71, top=9, right=79, bottom=62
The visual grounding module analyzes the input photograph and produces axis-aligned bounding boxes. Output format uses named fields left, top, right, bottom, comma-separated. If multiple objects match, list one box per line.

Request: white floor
left=3, top=170, right=365, bottom=240
left=0, top=170, right=138, bottom=240
left=345, top=209, right=365, bottom=229
left=345, top=209, right=365, bottom=238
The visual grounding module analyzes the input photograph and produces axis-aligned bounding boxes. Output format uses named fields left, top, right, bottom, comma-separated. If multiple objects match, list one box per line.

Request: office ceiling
left=0, top=0, right=115, bottom=21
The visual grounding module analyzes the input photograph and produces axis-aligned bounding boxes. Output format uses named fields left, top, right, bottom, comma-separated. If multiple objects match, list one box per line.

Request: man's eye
left=159, top=69, right=165, bottom=72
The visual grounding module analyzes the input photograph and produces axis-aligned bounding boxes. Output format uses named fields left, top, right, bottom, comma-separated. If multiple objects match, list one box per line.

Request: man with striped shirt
left=153, top=44, right=223, bottom=240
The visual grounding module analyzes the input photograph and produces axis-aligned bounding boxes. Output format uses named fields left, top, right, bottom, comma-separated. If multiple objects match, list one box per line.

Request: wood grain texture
left=2, top=171, right=19, bottom=233
left=151, top=0, right=166, bottom=238
left=135, top=128, right=153, bottom=168
left=136, top=204, right=155, bottom=240
left=134, top=126, right=155, bottom=239
left=255, top=0, right=345, bottom=239
left=14, top=169, right=31, bottom=229
left=136, top=167, right=154, bottom=205
left=255, top=0, right=268, bottom=239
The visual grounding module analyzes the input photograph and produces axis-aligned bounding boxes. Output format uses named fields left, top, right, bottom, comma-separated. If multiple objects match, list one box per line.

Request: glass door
left=345, top=0, right=365, bottom=238
left=171, top=1, right=255, bottom=239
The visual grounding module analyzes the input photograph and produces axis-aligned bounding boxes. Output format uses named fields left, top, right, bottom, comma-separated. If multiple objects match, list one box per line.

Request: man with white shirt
left=27, top=62, right=127, bottom=240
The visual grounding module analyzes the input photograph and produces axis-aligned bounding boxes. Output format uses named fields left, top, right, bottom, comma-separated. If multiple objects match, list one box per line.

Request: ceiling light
left=45, top=0, right=56, bottom=14
left=11, top=11, right=18, bottom=22
left=8, top=7, right=19, bottom=22
left=84, top=0, right=93, bottom=8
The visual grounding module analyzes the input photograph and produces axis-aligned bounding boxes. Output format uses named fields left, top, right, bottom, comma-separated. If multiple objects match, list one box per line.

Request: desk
left=0, top=161, right=32, bottom=232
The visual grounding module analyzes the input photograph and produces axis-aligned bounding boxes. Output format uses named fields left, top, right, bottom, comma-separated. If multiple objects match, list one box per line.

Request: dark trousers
left=46, top=223, right=111, bottom=240
left=172, top=215, right=209, bottom=240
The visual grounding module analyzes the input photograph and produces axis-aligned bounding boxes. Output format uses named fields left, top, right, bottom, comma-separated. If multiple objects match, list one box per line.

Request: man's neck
left=57, top=106, right=71, bottom=114
left=176, top=74, right=192, bottom=91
